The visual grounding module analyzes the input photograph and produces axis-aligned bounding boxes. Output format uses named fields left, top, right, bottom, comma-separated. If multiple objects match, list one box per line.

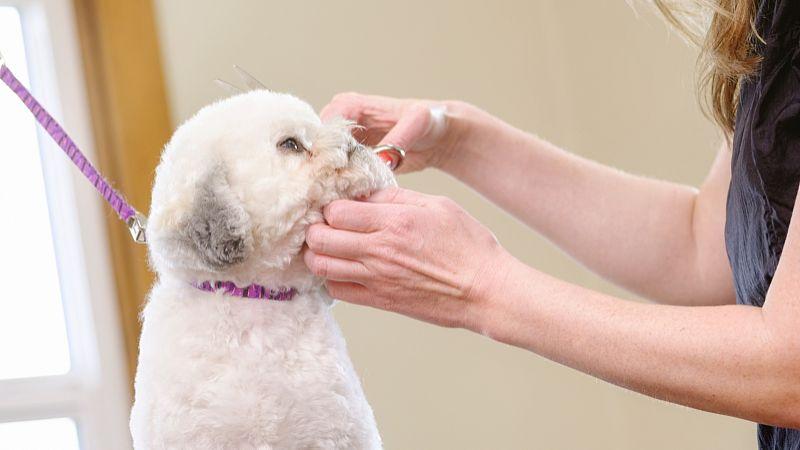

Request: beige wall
left=152, top=1, right=752, bottom=448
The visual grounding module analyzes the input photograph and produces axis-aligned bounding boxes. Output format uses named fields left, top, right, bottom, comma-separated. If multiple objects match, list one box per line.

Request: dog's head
left=147, top=90, right=394, bottom=286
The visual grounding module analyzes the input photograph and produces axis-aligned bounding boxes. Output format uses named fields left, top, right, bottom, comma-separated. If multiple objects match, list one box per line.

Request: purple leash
left=0, top=53, right=147, bottom=243
left=2, top=56, right=298, bottom=301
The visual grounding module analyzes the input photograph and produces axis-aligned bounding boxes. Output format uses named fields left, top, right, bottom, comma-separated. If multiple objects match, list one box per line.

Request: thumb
left=378, top=104, right=431, bottom=151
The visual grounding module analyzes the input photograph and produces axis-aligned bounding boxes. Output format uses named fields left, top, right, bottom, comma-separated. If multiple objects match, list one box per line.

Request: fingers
left=324, top=281, right=373, bottom=305
left=321, top=94, right=436, bottom=166
left=322, top=200, right=385, bottom=232
left=320, top=92, right=398, bottom=124
left=320, top=93, right=362, bottom=123
left=322, top=191, right=428, bottom=232
left=306, top=223, right=368, bottom=259
left=303, top=249, right=369, bottom=282
left=326, top=281, right=399, bottom=313
left=377, top=103, right=430, bottom=151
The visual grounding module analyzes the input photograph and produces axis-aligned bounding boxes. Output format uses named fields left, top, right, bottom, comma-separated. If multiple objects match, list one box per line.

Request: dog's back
left=130, top=279, right=381, bottom=449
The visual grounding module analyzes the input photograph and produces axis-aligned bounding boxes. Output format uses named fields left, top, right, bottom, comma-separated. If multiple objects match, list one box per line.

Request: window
left=0, top=418, right=80, bottom=450
left=0, top=5, right=71, bottom=383
left=0, top=2, right=131, bottom=449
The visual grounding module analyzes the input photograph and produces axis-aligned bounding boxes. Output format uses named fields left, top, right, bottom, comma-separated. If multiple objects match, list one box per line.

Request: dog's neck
left=163, top=256, right=320, bottom=302
left=180, top=279, right=335, bottom=323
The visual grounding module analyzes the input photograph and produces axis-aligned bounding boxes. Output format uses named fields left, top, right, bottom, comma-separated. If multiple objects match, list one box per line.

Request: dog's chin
left=340, top=152, right=396, bottom=202
left=346, top=176, right=394, bottom=202
left=350, top=189, right=375, bottom=202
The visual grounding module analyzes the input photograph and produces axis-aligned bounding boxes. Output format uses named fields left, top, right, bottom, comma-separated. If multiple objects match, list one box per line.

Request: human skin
left=303, top=93, right=800, bottom=427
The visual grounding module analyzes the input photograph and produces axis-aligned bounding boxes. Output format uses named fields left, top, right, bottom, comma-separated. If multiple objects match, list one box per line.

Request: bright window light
left=0, top=418, right=80, bottom=450
left=0, top=2, right=132, bottom=448
left=0, top=6, right=71, bottom=380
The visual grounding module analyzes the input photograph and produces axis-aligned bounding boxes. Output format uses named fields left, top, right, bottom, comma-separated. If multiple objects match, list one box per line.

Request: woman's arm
left=476, top=252, right=800, bottom=428
left=441, top=105, right=734, bottom=306
left=304, top=187, right=800, bottom=428
left=320, top=94, right=734, bottom=306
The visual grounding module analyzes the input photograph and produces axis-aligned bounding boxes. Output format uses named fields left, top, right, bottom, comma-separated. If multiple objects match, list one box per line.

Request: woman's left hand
left=303, top=187, right=511, bottom=330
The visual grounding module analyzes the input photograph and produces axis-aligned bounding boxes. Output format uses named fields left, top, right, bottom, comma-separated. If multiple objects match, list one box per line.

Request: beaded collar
left=192, top=281, right=296, bottom=301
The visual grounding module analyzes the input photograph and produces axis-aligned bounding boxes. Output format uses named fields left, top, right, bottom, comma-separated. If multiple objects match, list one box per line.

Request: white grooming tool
left=214, top=65, right=267, bottom=94
left=233, top=65, right=268, bottom=90
left=214, top=78, right=243, bottom=95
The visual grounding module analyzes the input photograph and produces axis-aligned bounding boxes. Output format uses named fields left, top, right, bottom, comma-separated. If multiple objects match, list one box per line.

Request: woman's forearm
left=468, top=254, right=800, bottom=428
left=438, top=104, right=733, bottom=305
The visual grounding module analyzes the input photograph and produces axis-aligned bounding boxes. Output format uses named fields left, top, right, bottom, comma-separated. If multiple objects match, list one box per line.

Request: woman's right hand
left=320, top=93, right=466, bottom=173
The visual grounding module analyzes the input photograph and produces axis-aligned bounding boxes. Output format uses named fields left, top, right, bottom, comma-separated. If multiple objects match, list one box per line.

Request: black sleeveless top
left=725, top=0, right=800, bottom=448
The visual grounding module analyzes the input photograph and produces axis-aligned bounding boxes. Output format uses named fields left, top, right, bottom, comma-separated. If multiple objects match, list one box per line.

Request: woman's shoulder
left=756, top=0, right=800, bottom=43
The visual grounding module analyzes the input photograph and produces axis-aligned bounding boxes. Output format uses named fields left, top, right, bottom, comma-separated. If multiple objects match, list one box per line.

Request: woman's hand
left=303, top=187, right=512, bottom=330
left=320, top=93, right=466, bottom=173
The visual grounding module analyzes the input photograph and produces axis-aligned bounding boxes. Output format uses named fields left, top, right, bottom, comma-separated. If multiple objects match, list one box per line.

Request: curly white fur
left=130, top=90, right=393, bottom=449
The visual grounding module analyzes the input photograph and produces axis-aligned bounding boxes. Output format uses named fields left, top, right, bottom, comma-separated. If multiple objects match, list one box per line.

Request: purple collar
left=193, top=281, right=296, bottom=301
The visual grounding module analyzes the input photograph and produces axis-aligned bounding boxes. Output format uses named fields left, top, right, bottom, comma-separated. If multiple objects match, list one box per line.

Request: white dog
left=129, top=89, right=392, bottom=449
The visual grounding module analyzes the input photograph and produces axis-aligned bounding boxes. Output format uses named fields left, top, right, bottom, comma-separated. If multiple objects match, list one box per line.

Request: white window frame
left=0, top=0, right=132, bottom=449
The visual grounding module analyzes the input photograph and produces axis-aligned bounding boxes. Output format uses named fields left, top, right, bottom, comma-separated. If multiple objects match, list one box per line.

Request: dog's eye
left=278, top=137, right=306, bottom=153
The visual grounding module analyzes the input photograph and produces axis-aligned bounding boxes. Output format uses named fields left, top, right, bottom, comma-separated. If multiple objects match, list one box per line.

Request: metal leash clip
left=373, top=144, right=406, bottom=171
left=126, top=213, right=148, bottom=244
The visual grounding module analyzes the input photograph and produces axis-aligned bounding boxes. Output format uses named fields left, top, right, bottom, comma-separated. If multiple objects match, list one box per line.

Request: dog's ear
left=183, top=165, right=253, bottom=270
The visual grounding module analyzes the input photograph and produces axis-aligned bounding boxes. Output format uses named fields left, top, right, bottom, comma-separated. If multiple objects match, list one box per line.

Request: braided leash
left=0, top=52, right=147, bottom=244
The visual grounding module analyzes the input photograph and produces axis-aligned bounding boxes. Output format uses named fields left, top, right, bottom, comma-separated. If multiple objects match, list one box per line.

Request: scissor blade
left=233, top=65, right=268, bottom=91
left=214, top=78, right=243, bottom=95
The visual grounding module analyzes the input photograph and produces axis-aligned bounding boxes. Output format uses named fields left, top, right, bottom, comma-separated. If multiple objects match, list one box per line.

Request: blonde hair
left=653, top=0, right=760, bottom=135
